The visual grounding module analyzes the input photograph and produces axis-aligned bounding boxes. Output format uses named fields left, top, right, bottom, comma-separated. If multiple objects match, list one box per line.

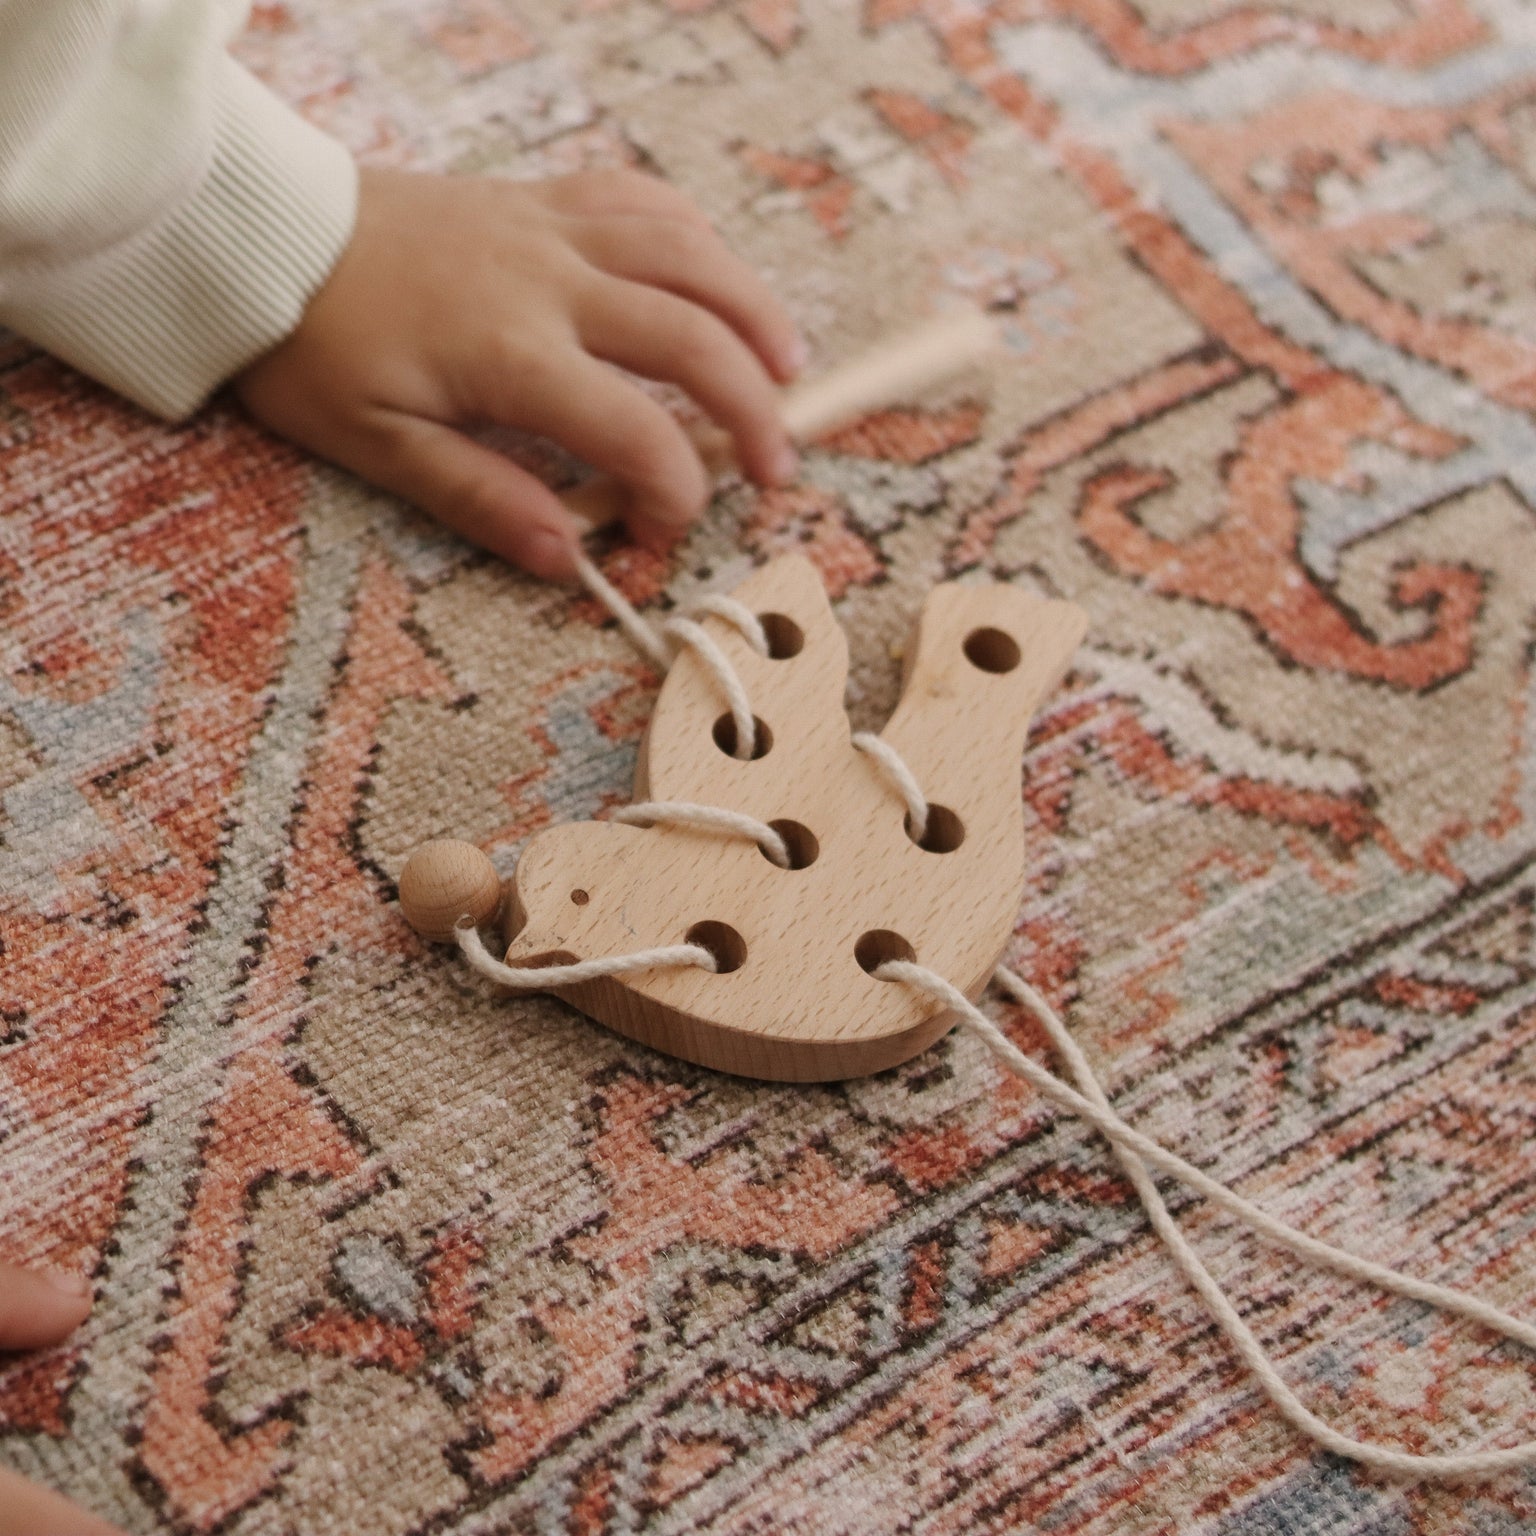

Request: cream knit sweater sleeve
left=0, top=0, right=358, bottom=419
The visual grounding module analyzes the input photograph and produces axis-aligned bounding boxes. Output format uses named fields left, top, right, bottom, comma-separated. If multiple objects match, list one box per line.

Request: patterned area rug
left=4, top=1, right=1536, bottom=1531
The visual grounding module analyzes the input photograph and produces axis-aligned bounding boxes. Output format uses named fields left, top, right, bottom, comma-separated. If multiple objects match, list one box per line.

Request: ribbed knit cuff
left=0, top=57, right=358, bottom=420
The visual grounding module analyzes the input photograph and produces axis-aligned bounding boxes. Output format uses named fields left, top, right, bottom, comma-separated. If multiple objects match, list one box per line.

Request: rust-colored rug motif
left=4, top=2, right=1536, bottom=1532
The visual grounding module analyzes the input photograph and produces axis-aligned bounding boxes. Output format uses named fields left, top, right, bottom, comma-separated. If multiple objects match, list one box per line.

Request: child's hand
left=235, top=167, right=805, bottom=580
left=0, top=1262, right=124, bottom=1534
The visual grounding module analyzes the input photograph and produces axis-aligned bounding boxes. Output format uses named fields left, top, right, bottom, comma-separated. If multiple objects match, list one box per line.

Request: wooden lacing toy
left=405, top=555, right=1085, bottom=1081
left=397, top=313, right=1536, bottom=1480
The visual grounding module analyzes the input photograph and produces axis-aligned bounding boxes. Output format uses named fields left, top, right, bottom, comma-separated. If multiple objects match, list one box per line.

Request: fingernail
left=772, top=444, right=799, bottom=484
left=44, top=1269, right=92, bottom=1299
left=784, top=333, right=810, bottom=376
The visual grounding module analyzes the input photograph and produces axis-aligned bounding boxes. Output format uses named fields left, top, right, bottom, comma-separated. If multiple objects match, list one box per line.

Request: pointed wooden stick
left=564, top=306, right=997, bottom=529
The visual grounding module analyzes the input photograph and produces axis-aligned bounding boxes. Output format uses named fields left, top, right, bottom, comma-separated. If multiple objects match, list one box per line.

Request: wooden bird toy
left=391, top=302, right=1536, bottom=1476
left=402, top=557, right=1086, bottom=1080
left=394, top=564, right=1536, bottom=1483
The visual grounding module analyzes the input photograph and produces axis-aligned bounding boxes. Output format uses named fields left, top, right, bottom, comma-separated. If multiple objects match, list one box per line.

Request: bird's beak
left=499, top=927, right=578, bottom=970
left=499, top=886, right=577, bottom=970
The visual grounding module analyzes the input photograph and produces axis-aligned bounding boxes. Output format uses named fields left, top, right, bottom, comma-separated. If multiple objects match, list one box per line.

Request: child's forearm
left=0, top=0, right=356, bottom=418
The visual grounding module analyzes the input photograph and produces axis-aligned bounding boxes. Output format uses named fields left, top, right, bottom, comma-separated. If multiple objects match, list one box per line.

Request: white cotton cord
left=573, top=550, right=672, bottom=671
left=663, top=616, right=757, bottom=760
left=456, top=921, right=715, bottom=989
left=571, top=550, right=1536, bottom=1477
left=688, top=594, right=770, bottom=655
left=851, top=731, right=930, bottom=844
left=875, top=958, right=1536, bottom=1477
left=572, top=554, right=766, bottom=670
left=989, top=968, right=1536, bottom=1479
left=614, top=801, right=790, bottom=868
left=572, top=556, right=761, bottom=758
left=981, top=966, right=1536, bottom=1346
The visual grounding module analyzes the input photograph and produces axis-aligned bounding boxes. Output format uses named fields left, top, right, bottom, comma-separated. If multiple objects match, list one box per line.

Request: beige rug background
left=3, top=1, right=1536, bottom=1531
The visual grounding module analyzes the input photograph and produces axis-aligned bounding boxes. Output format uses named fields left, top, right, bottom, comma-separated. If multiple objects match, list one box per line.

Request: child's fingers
left=0, top=1262, right=92, bottom=1352
left=537, top=168, right=714, bottom=230
left=620, top=509, right=690, bottom=558
left=354, top=415, right=586, bottom=580
left=571, top=216, right=805, bottom=384
left=576, top=279, right=795, bottom=490
left=487, top=349, right=713, bottom=532
left=0, top=1465, right=124, bottom=1535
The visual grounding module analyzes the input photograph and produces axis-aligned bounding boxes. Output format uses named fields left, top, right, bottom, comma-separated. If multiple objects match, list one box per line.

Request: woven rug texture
left=4, top=1, right=1536, bottom=1531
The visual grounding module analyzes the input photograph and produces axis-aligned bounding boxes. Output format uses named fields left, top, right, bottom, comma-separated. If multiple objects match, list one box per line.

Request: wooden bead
left=399, top=840, right=503, bottom=942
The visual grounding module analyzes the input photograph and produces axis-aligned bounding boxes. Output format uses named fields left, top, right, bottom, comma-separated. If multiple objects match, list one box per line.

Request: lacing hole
left=764, top=819, right=818, bottom=870
left=713, top=714, right=773, bottom=759
left=963, top=627, right=1021, bottom=674
left=855, top=930, right=916, bottom=975
left=905, top=804, right=965, bottom=854
left=570, top=889, right=590, bottom=906
left=758, top=613, right=804, bottom=659
left=687, top=921, right=747, bottom=973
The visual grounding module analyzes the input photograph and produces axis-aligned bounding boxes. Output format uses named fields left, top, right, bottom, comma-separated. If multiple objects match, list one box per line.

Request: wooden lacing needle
left=562, top=306, right=997, bottom=529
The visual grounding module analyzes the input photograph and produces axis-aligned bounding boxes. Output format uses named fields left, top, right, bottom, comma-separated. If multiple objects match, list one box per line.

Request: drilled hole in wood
left=963, top=626, right=1021, bottom=674
left=758, top=612, right=804, bottom=659
left=687, top=921, right=747, bottom=973
left=712, top=714, right=773, bottom=760
left=507, top=949, right=578, bottom=971
left=570, top=888, right=590, bottom=906
left=764, top=819, right=818, bottom=870
left=905, top=803, right=965, bottom=854
left=855, top=929, right=917, bottom=975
